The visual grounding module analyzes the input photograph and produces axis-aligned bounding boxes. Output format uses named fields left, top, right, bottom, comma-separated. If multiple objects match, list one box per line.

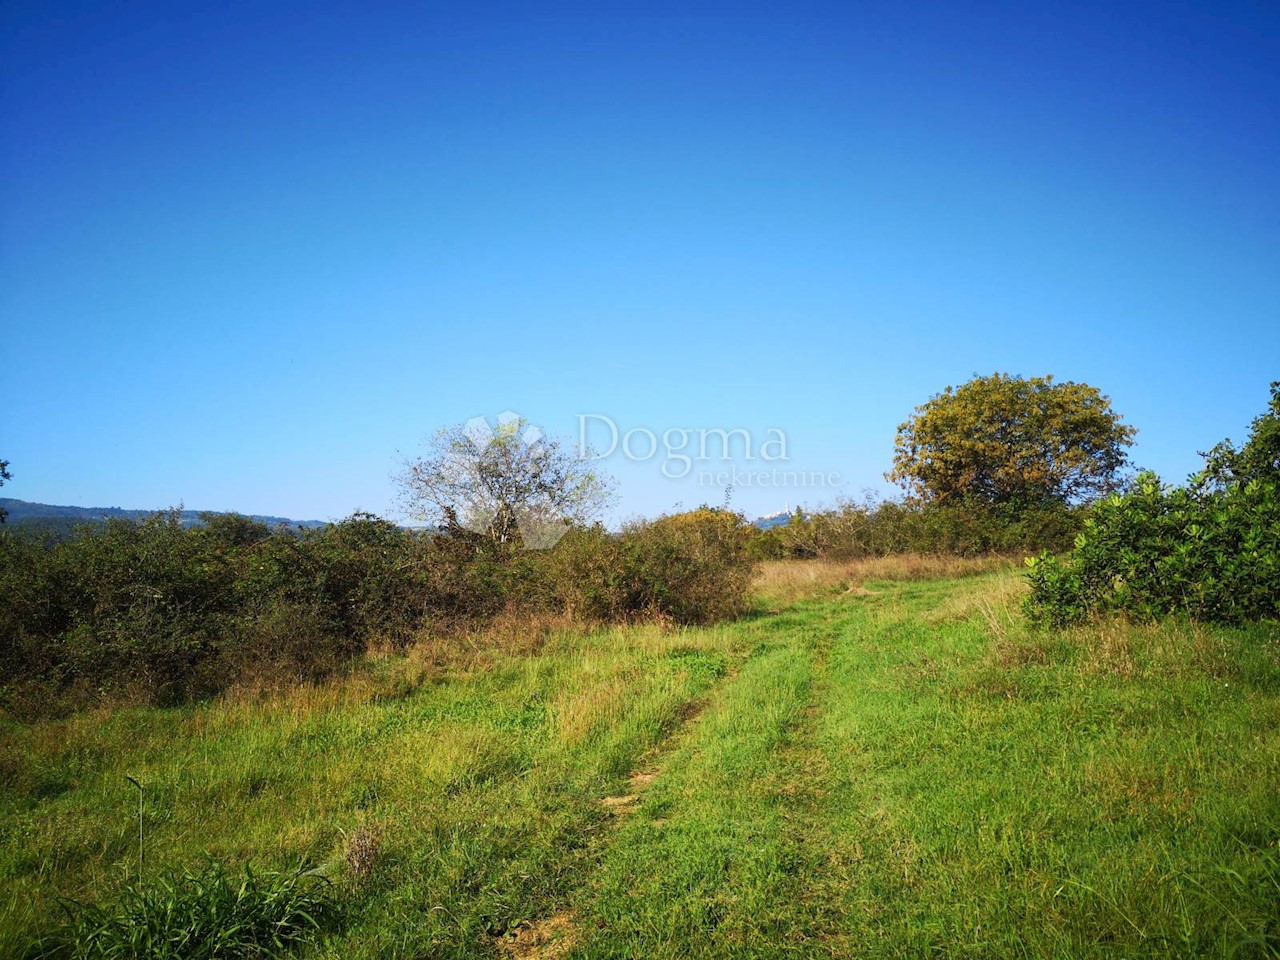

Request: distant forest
left=0, top=498, right=327, bottom=535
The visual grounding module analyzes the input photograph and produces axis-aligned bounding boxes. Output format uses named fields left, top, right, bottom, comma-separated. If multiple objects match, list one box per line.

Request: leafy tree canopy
left=1197, top=381, right=1280, bottom=491
left=888, top=373, right=1136, bottom=509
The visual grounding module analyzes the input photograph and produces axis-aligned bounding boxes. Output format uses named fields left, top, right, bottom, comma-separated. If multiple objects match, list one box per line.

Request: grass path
left=567, top=610, right=829, bottom=957
left=3, top=569, right=1279, bottom=958
left=557, top=575, right=1280, bottom=959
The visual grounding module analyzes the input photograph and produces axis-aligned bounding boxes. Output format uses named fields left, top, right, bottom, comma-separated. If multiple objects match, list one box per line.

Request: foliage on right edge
left=1026, top=382, right=1280, bottom=626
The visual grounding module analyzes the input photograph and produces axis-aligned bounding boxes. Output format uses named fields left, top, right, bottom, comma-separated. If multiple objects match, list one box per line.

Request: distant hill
left=0, top=498, right=328, bottom=532
left=1, top=497, right=793, bottom=536
left=753, top=510, right=797, bottom=530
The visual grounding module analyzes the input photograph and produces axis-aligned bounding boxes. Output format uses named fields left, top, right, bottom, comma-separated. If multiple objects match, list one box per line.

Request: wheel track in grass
left=591, top=613, right=813, bottom=817
left=493, top=630, right=772, bottom=957
left=537, top=600, right=849, bottom=959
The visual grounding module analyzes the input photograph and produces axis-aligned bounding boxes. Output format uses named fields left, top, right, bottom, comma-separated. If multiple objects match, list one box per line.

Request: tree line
left=3, top=372, right=1274, bottom=716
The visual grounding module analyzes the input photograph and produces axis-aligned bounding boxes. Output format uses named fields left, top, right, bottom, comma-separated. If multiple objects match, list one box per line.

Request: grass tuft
left=23, top=861, right=336, bottom=960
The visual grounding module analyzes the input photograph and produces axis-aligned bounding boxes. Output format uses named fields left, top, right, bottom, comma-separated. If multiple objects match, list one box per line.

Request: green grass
left=3, top=567, right=1278, bottom=958
left=23, top=861, right=336, bottom=960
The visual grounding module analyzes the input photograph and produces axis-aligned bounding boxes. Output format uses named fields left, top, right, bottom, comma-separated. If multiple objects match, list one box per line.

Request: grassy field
left=2, top=559, right=1278, bottom=958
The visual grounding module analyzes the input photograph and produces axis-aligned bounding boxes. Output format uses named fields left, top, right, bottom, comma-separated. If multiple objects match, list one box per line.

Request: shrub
left=542, top=510, right=757, bottom=624
left=0, top=512, right=412, bottom=712
left=1027, top=384, right=1280, bottom=626
left=1026, top=473, right=1280, bottom=626
left=296, top=513, right=424, bottom=644
left=616, top=508, right=757, bottom=624
left=29, top=512, right=235, bottom=703
left=541, top=524, right=627, bottom=621
left=225, top=599, right=353, bottom=687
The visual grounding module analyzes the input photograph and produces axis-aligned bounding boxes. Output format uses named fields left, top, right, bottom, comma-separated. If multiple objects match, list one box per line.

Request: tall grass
left=753, top=553, right=1013, bottom=607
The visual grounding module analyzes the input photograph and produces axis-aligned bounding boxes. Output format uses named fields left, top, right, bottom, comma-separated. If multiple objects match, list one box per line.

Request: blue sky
left=3, top=0, right=1277, bottom=523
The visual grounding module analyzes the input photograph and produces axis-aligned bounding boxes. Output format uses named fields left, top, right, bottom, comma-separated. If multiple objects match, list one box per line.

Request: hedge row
left=0, top=508, right=754, bottom=712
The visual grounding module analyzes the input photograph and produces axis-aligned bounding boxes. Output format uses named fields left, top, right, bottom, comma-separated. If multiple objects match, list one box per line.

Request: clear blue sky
left=3, top=0, right=1277, bottom=523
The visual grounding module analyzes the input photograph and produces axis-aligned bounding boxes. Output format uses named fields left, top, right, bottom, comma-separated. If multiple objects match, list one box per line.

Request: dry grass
left=412, top=609, right=583, bottom=671
left=551, top=670, right=635, bottom=746
left=920, top=567, right=1028, bottom=627
left=599, top=766, right=664, bottom=817
left=342, top=824, right=383, bottom=883
left=496, top=912, right=578, bottom=959
left=754, top=554, right=1018, bottom=606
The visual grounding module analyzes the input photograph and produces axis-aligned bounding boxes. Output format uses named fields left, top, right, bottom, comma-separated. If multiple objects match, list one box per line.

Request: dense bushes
left=1027, top=384, right=1280, bottom=626
left=1026, top=475, right=1280, bottom=626
left=0, top=508, right=756, bottom=713
left=749, top=498, right=1081, bottom=561
left=617, top=508, right=756, bottom=623
left=547, top=508, right=755, bottom=624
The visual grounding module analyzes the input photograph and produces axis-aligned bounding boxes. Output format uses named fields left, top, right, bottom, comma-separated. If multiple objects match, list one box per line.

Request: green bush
left=5, top=512, right=237, bottom=703
left=1026, top=473, right=1280, bottom=626
left=541, top=524, right=627, bottom=621
left=1027, top=384, right=1280, bottom=626
left=616, top=508, right=756, bottom=624
left=0, top=512, right=418, bottom=711
left=24, top=861, right=335, bottom=960
left=547, top=510, right=756, bottom=625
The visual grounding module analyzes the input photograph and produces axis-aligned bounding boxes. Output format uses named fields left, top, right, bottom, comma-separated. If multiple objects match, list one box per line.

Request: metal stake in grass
left=125, top=775, right=144, bottom=878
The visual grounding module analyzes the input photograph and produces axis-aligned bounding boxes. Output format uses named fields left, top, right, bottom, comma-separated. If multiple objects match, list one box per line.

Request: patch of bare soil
left=600, top=793, right=638, bottom=813
left=600, top=763, right=665, bottom=815
left=628, top=768, right=658, bottom=790
left=497, top=912, right=578, bottom=959
left=596, top=698, right=709, bottom=816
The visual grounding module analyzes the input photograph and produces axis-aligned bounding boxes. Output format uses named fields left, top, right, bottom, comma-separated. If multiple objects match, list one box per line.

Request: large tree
left=888, top=373, right=1136, bottom=508
left=398, top=414, right=614, bottom=549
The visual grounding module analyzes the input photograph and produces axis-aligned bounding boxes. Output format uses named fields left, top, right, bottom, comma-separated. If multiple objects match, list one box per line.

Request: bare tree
left=397, top=414, right=614, bottom=549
